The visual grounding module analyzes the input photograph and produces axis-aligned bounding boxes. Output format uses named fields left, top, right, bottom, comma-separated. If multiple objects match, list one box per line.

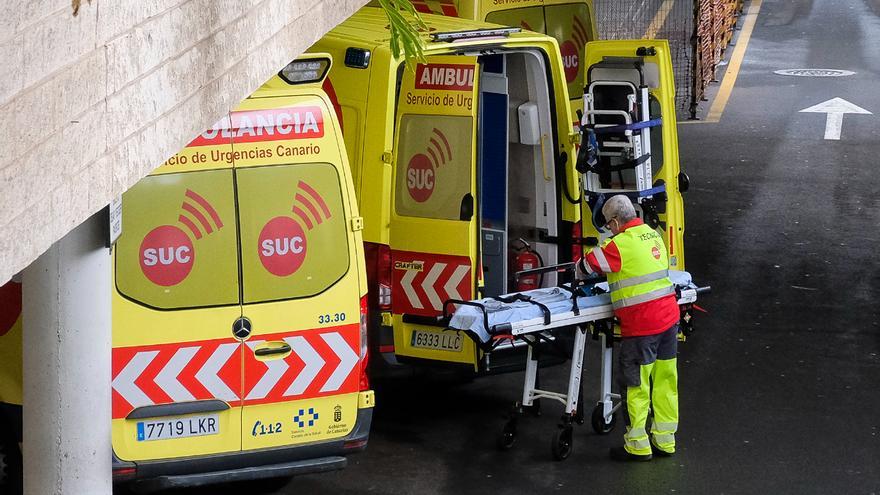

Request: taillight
left=377, top=245, right=392, bottom=310
left=571, top=222, right=583, bottom=262
left=358, top=295, right=370, bottom=391
left=364, top=242, right=392, bottom=311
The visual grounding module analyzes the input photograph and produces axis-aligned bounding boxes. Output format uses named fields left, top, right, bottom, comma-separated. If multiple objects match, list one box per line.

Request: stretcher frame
left=444, top=269, right=704, bottom=461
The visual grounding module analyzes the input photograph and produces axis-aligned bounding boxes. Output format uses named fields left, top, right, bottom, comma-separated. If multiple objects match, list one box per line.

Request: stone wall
left=0, top=0, right=368, bottom=284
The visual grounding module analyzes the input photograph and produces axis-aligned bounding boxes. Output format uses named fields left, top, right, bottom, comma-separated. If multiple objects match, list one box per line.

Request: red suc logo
left=561, top=40, right=579, bottom=83
left=406, top=128, right=452, bottom=203
left=259, top=216, right=307, bottom=277
left=140, top=225, right=195, bottom=286
left=652, top=246, right=662, bottom=260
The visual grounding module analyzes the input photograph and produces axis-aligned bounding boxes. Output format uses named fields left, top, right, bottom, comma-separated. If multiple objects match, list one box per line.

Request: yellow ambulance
left=312, top=8, right=686, bottom=375
left=368, top=0, right=598, bottom=120
left=311, top=8, right=585, bottom=373
left=0, top=54, right=374, bottom=492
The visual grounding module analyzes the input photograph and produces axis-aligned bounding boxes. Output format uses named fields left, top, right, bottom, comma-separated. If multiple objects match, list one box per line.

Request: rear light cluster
left=364, top=242, right=392, bottom=311
left=358, top=295, right=370, bottom=391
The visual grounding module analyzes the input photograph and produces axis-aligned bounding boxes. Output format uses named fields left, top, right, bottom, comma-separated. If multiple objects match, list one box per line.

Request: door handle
left=253, top=341, right=292, bottom=358
left=459, top=193, right=474, bottom=221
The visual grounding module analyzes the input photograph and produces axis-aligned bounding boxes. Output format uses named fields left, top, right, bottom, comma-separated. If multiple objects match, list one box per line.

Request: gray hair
left=602, top=195, right=637, bottom=224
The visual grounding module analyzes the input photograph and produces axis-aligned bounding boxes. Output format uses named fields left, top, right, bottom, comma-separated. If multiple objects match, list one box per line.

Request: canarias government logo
left=407, top=128, right=452, bottom=203
left=140, top=189, right=223, bottom=286
left=258, top=181, right=332, bottom=277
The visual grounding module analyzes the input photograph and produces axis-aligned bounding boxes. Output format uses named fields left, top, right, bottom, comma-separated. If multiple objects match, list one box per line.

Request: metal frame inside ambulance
left=310, top=9, right=582, bottom=377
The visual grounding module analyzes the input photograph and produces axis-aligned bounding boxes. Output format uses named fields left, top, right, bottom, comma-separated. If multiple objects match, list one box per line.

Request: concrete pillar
left=22, top=212, right=111, bottom=495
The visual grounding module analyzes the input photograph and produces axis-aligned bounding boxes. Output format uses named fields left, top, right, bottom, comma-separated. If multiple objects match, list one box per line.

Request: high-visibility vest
left=604, top=223, right=674, bottom=310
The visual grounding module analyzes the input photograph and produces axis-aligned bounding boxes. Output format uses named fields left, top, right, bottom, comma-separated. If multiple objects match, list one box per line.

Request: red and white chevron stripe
left=111, top=324, right=360, bottom=419
left=391, top=250, right=471, bottom=317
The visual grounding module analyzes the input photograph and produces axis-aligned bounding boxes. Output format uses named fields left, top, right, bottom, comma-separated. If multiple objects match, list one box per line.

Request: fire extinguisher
left=511, top=238, right=544, bottom=292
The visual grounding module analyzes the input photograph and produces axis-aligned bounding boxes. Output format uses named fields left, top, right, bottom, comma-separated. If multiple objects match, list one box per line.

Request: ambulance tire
left=551, top=426, right=573, bottom=461
left=497, top=420, right=517, bottom=450
left=591, top=404, right=616, bottom=434
left=0, top=434, right=22, bottom=495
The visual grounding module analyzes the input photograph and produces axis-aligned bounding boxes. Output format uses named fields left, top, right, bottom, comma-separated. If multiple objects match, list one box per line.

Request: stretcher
left=442, top=266, right=709, bottom=461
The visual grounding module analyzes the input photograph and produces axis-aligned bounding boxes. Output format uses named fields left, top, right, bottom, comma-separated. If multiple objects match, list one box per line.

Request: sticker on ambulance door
left=236, top=163, right=349, bottom=303
left=115, top=170, right=240, bottom=309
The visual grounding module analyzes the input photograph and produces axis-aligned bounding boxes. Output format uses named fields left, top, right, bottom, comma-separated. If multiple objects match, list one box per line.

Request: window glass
left=237, top=163, right=349, bottom=303
left=485, top=7, right=546, bottom=33
left=394, top=114, right=473, bottom=220
left=544, top=3, right=594, bottom=101
left=116, top=171, right=239, bottom=309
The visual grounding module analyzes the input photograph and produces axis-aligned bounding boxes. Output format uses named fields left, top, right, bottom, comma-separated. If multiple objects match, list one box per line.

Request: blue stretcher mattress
left=447, top=271, right=695, bottom=344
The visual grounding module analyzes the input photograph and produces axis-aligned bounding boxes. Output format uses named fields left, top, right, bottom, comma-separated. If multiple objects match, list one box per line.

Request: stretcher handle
left=442, top=299, right=491, bottom=336
left=695, top=286, right=711, bottom=295
left=514, top=262, right=576, bottom=281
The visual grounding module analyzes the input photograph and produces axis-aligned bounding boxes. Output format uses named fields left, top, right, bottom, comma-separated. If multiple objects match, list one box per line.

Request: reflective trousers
left=619, top=323, right=679, bottom=455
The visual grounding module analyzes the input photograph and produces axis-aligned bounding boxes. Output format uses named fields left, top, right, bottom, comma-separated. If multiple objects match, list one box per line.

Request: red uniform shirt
left=580, top=218, right=679, bottom=337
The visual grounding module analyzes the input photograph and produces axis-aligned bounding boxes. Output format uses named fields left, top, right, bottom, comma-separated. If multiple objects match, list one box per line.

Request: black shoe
left=650, top=443, right=675, bottom=457
left=609, top=446, right=652, bottom=462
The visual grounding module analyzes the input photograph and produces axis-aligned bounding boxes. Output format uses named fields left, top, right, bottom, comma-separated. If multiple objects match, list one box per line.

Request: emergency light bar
left=279, top=57, right=331, bottom=84
left=430, top=27, right=521, bottom=42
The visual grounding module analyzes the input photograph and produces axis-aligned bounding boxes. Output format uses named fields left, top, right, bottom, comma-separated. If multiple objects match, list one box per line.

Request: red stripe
left=296, top=193, right=323, bottom=225
left=292, top=206, right=314, bottom=230
left=298, top=181, right=332, bottom=219
left=182, top=202, right=213, bottom=235
left=440, top=4, right=458, bottom=16
left=429, top=137, right=446, bottom=164
left=668, top=226, right=674, bottom=256
left=185, top=189, right=223, bottom=229
left=427, top=146, right=440, bottom=169
left=413, top=2, right=432, bottom=13
left=574, top=16, right=589, bottom=40
left=178, top=214, right=202, bottom=240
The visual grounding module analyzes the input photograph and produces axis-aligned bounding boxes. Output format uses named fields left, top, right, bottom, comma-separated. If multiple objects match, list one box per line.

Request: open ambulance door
left=389, top=55, right=480, bottom=366
left=577, top=40, right=686, bottom=269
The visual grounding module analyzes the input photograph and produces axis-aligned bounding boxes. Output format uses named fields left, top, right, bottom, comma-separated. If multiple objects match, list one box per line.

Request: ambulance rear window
left=115, top=171, right=240, bottom=309
left=395, top=114, right=474, bottom=220
left=236, top=162, right=350, bottom=303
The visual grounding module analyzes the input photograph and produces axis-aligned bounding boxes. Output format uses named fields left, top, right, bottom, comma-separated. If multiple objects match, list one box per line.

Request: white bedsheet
left=447, top=271, right=694, bottom=343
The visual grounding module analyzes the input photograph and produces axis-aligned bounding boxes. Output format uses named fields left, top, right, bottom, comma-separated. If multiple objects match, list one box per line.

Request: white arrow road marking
left=799, top=97, right=872, bottom=140
left=400, top=267, right=424, bottom=309
left=319, top=333, right=359, bottom=393
left=244, top=341, right=290, bottom=400
left=443, top=265, right=470, bottom=301
left=195, top=343, right=239, bottom=402
left=112, top=351, right=159, bottom=407
left=284, top=336, right=325, bottom=396
left=154, top=347, right=198, bottom=402
left=422, top=262, right=446, bottom=310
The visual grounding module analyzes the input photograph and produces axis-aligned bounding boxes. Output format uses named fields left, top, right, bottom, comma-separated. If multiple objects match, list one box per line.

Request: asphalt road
left=175, top=0, right=880, bottom=493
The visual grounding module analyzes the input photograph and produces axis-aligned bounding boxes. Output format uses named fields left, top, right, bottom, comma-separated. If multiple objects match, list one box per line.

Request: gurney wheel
left=497, top=420, right=517, bottom=450
left=591, top=404, right=616, bottom=435
left=551, top=426, right=573, bottom=461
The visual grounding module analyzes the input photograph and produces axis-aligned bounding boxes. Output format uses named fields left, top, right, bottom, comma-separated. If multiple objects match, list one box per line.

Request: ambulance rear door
left=233, top=93, right=365, bottom=449
left=111, top=128, right=245, bottom=461
left=579, top=40, right=685, bottom=268
left=389, top=55, right=480, bottom=365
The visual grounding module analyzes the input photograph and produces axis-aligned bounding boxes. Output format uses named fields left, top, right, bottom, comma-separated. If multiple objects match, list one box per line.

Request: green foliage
left=376, top=0, right=428, bottom=70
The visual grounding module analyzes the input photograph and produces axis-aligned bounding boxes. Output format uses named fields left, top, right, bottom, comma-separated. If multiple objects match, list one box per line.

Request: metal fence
left=593, top=0, right=742, bottom=119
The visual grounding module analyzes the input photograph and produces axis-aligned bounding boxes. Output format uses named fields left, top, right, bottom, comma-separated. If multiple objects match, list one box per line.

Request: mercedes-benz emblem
left=232, top=317, right=252, bottom=340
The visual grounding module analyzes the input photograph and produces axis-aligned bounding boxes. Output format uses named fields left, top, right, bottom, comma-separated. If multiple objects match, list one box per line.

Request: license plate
left=410, top=329, right=463, bottom=352
left=136, top=414, right=219, bottom=442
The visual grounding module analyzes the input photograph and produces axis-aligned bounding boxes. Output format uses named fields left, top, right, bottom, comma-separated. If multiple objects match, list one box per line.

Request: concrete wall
left=0, top=0, right=368, bottom=284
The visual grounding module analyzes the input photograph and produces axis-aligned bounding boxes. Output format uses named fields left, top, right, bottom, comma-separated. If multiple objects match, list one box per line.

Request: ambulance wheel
left=551, top=426, right=573, bottom=461
left=497, top=420, right=517, bottom=450
left=591, top=404, right=616, bottom=434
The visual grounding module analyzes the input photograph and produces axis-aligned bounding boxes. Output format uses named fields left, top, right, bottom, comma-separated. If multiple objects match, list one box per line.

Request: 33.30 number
left=318, top=312, right=346, bottom=324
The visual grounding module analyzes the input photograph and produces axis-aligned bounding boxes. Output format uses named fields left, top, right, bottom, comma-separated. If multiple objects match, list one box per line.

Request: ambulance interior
left=478, top=51, right=559, bottom=298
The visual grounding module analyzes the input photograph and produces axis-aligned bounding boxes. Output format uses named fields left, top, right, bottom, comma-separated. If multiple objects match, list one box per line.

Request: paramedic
left=576, top=195, right=679, bottom=461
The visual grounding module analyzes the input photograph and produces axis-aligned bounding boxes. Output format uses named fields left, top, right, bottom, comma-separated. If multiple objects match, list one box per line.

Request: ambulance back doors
left=578, top=40, right=686, bottom=268
left=111, top=56, right=369, bottom=463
